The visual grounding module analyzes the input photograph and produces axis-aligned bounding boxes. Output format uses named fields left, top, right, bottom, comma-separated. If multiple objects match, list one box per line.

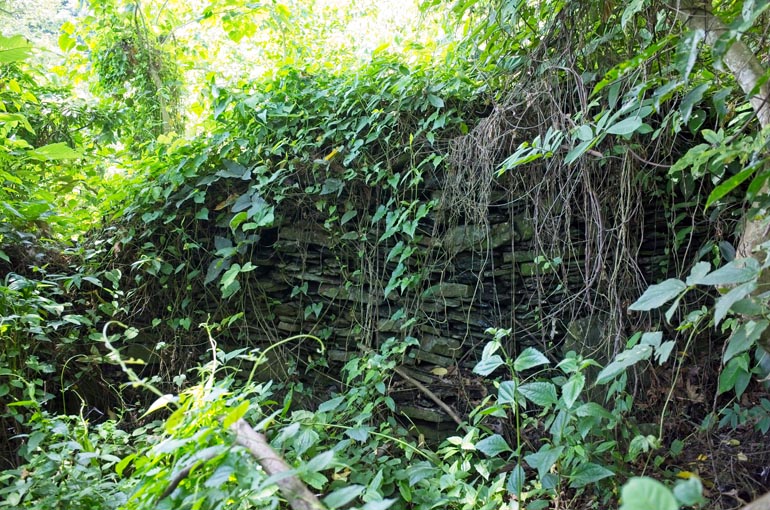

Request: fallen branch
left=232, top=418, right=326, bottom=510
left=356, top=344, right=465, bottom=428
left=392, top=365, right=465, bottom=428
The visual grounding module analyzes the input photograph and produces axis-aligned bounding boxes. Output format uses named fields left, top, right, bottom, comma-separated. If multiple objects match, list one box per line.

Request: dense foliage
left=2, top=0, right=770, bottom=509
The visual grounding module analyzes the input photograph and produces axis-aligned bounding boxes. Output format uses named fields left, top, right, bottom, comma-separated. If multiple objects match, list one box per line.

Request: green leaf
left=513, top=347, right=550, bottom=371
left=473, top=355, right=505, bottom=376
left=596, top=344, right=653, bottom=384
left=723, top=320, right=768, bottom=363
left=323, top=485, right=365, bottom=508
left=565, top=139, right=595, bottom=165
left=223, top=400, right=250, bottom=429
left=205, top=258, right=228, bottom=285
left=220, top=264, right=241, bottom=289
left=575, top=402, right=615, bottom=421
left=574, top=124, right=593, bottom=141
left=606, top=116, right=642, bottom=136
left=679, top=83, right=709, bottom=123
left=318, top=395, right=345, bottom=413
left=628, top=279, right=687, bottom=311
left=673, top=477, right=707, bottom=507
left=361, top=499, right=396, bottom=510
left=303, top=450, right=335, bottom=472
left=498, top=380, right=517, bottom=405
left=205, top=464, right=234, bottom=488
left=524, top=445, right=564, bottom=480
left=340, top=209, right=358, bottom=225
left=714, top=281, right=756, bottom=325
left=506, top=463, right=525, bottom=495
left=518, top=382, right=558, bottom=407
left=718, top=354, right=749, bottom=396
left=685, top=261, right=711, bottom=286
left=407, top=462, right=436, bottom=485
left=27, top=142, right=82, bottom=161
left=0, top=34, right=33, bottom=63
left=427, top=94, right=444, bottom=108
left=706, top=166, right=757, bottom=208
left=696, top=259, right=759, bottom=286
left=569, top=462, right=614, bottom=488
left=321, top=178, right=344, bottom=195
left=561, top=372, right=585, bottom=409
left=620, top=0, right=645, bottom=29
left=475, top=434, right=512, bottom=457
left=141, top=394, right=176, bottom=418
left=620, top=477, right=678, bottom=510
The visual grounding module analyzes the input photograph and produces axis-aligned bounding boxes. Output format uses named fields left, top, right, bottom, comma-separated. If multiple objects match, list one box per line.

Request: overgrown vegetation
left=2, top=0, right=770, bottom=509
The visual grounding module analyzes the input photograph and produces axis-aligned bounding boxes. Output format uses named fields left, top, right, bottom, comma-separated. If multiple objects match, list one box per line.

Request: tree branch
left=232, top=419, right=326, bottom=510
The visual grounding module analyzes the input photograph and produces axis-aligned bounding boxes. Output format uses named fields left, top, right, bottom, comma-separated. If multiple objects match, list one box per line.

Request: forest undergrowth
left=2, top=1, right=770, bottom=509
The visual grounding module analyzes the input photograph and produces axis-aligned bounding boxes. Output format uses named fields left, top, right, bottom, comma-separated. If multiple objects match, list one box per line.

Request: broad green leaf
left=718, top=354, right=749, bottom=396
left=679, top=83, right=709, bottom=123
left=0, top=112, right=34, bottom=133
left=621, top=0, right=645, bottom=29
left=475, top=434, right=512, bottom=457
left=628, top=279, right=687, bottom=311
left=318, top=395, right=345, bottom=413
left=655, top=341, right=676, bottom=365
left=223, top=400, right=250, bottom=428
left=340, top=209, right=357, bottom=225
left=321, top=178, right=344, bottom=195
left=407, top=462, right=436, bottom=485
left=518, top=382, right=558, bottom=407
left=620, top=477, right=678, bottom=510
left=345, top=427, right=372, bottom=442
left=303, top=450, right=334, bottom=473
left=498, top=380, right=517, bottom=405
left=205, top=464, right=234, bottom=488
left=361, top=499, right=395, bottom=510
left=205, top=258, right=228, bottom=285
left=561, top=372, right=585, bottom=409
left=640, top=331, right=663, bottom=348
left=714, top=281, right=756, bottom=325
left=141, top=394, right=176, bottom=418
left=0, top=34, right=33, bottom=63
left=220, top=264, right=241, bottom=288
left=700, top=258, right=759, bottom=286
left=427, top=94, right=444, bottom=108
left=685, top=261, right=711, bottom=286
left=575, top=402, right=615, bottom=421
left=513, top=347, right=550, bottom=371
left=27, top=142, right=82, bottom=161
left=569, top=462, right=614, bottom=488
left=673, top=477, right=707, bottom=507
left=706, top=166, right=757, bottom=208
left=596, top=344, right=653, bottom=384
left=473, top=354, right=505, bottom=376
left=506, top=463, right=525, bottom=495
left=723, top=320, right=767, bottom=363
left=524, top=445, right=564, bottom=480
left=323, top=485, right=365, bottom=508
left=574, top=124, right=593, bottom=141
left=565, top=139, right=595, bottom=165
left=606, top=116, right=642, bottom=136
